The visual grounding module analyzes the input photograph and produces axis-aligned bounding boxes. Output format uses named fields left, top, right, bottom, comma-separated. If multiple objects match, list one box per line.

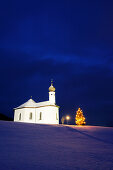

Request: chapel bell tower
left=49, top=80, right=56, bottom=104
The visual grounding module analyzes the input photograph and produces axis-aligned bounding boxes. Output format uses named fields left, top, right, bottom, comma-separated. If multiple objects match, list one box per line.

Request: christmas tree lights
left=75, top=108, right=86, bottom=125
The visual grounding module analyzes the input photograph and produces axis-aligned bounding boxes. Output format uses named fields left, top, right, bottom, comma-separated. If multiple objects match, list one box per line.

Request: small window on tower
left=39, top=112, right=42, bottom=120
left=29, top=112, right=32, bottom=120
left=19, top=113, right=21, bottom=120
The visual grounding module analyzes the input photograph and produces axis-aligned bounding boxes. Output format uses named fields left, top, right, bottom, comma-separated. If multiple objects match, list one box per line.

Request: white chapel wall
left=14, top=108, right=25, bottom=122
left=24, top=108, right=36, bottom=123
left=14, top=106, right=59, bottom=124
left=35, top=106, right=59, bottom=124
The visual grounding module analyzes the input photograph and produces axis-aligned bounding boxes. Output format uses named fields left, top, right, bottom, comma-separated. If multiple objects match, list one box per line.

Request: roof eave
left=14, top=104, right=60, bottom=110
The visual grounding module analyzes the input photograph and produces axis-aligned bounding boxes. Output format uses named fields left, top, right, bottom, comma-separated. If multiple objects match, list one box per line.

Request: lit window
left=39, top=112, right=42, bottom=120
left=29, top=112, right=32, bottom=120
left=19, top=113, right=21, bottom=120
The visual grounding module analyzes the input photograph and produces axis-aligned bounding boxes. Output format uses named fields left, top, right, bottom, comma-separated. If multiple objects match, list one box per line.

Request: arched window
left=39, top=112, right=42, bottom=120
left=19, top=113, right=21, bottom=120
left=56, top=113, right=58, bottom=120
left=29, top=112, right=32, bottom=120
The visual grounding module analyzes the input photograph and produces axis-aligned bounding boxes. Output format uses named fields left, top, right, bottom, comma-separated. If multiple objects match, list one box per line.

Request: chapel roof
left=14, top=81, right=57, bottom=110
left=14, top=99, right=55, bottom=109
left=15, top=98, right=36, bottom=109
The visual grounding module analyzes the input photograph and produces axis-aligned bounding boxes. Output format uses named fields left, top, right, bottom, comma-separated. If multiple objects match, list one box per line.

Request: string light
left=75, top=108, right=86, bottom=125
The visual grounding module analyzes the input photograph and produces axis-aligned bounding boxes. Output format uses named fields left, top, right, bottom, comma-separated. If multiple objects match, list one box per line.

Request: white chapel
left=14, top=82, right=59, bottom=124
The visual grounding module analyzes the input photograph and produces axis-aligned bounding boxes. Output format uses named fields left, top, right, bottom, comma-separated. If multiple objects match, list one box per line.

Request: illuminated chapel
left=14, top=82, right=59, bottom=124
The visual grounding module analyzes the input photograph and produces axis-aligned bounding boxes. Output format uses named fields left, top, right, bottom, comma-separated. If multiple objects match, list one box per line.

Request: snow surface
left=0, top=121, right=113, bottom=170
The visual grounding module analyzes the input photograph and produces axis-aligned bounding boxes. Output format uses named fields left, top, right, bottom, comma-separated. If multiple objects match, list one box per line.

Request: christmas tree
left=75, top=108, right=86, bottom=125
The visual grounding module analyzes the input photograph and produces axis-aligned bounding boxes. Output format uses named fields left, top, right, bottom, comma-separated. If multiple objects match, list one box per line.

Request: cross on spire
left=51, top=79, right=53, bottom=85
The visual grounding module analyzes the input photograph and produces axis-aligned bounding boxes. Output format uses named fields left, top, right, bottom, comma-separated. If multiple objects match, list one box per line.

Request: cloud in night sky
left=0, top=0, right=113, bottom=126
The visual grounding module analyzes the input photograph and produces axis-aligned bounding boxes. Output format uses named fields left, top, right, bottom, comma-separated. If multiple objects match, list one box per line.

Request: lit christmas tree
left=75, top=108, right=86, bottom=125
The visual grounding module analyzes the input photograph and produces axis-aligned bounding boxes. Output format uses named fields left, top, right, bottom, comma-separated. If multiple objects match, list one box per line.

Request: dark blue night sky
left=0, top=0, right=113, bottom=126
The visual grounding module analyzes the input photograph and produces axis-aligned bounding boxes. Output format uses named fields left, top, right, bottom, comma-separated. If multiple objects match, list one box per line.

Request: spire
left=51, top=79, right=53, bottom=86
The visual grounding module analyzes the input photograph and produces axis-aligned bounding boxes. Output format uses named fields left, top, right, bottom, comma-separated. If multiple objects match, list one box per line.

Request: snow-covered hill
left=0, top=121, right=113, bottom=170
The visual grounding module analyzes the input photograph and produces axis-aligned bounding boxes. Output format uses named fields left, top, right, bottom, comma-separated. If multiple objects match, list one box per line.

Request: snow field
left=0, top=121, right=113, bottom=170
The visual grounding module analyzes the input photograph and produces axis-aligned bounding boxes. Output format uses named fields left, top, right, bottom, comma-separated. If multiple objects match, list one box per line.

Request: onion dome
left=49, top=81, right=55, bottom=92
